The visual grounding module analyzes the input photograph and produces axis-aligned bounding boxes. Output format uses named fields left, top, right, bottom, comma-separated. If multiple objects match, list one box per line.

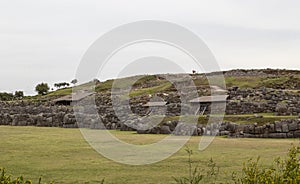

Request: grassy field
left=1, top=126, right=299, bottom=183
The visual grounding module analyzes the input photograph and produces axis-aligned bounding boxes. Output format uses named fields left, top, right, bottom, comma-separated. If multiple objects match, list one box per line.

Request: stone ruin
left=0, top=84, right=299, bottom=138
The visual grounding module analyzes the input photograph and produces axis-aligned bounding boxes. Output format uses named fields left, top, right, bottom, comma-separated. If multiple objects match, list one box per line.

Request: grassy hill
left=33, top=69, right=300, bottom=101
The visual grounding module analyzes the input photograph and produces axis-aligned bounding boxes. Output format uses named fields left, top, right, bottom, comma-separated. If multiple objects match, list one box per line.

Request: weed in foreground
left=173, top=146, right=219, bottom=184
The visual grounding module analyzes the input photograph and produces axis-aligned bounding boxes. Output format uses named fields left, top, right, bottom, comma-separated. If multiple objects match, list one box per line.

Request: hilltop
left=37, top=68, right=300, bottom=100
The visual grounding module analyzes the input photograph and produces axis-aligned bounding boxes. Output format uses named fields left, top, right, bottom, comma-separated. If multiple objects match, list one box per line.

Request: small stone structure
left=190, top=95, right=228, bottom=115
left=142, top=101, right=167, bottom=115
left=54, top=91, right=94, bottom=105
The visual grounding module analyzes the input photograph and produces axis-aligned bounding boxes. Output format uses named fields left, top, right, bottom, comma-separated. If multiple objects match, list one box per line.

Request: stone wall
left=218, top=119, right=300, bottom=138
left=135, top=119, right=300, bottom=138
left=1, top=100, right=300, bottom=138
left=226, top=87, right=300, bottom=115
left=0, top=87, right=300, bottom=136
left=0, top=101, right=75, bottom=128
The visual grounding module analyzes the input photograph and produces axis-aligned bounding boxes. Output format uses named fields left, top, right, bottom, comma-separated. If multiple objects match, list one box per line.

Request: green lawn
left=0, top=126, right=299, bottom=183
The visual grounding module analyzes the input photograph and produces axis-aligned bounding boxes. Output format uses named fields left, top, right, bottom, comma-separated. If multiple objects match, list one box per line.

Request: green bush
left=174, top=145, right=300, bottom=184
left=232, top=145, right=300, bottom=184
left=0, top=92, right=14, bottom=101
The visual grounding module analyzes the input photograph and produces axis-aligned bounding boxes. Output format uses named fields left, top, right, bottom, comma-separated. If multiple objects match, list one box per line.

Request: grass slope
left=1, top=126, right=298, bottom=183
left=29, top=71, right=300, bottom=100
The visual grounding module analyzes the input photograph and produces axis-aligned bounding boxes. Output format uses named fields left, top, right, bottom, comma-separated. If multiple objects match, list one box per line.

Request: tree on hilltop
left=54, top=82, right=70, bottom=89
left=35, top=83, right=50, bottom=95
left=14, top=91, right=24, bottom=99
left=71, top=79, right=78, bottom=86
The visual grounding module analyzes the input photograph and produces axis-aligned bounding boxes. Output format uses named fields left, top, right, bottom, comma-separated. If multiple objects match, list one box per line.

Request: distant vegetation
left=70, top=79, right=78, bottom=86
left=35, top=83, right=50, bottom=95
left=0, top=92, right=14, bottom=101
left=0, top=91, right=24, bottom=101
left=14, top=91, right=24, bottom=99
left=53, top=82, right=69, bottom=89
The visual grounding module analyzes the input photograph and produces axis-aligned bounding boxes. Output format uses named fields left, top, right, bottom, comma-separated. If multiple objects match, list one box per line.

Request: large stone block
left=281, top=123, right=289, bottom=133
left=288, top=121, right=298, bottom=131
left=294, top=130, right=300, bottom=138
left=160, top=125, right=171, bottom=134
left=275, top=122, right=282, bottom=132
left=254, top=126, right=264, bottom=134
left=287, top=132, right=294, bottom=138
left=268, top=133, right=287, bottom=138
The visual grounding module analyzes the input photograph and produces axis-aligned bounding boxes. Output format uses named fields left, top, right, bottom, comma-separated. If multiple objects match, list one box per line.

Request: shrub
left=232, top=145, right=300, bottom=184
left=0, top=92, right=14, bottom=101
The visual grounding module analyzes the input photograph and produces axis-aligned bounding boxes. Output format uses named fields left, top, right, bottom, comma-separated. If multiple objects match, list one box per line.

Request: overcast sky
left=1, top=0, right=300, bottom=95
